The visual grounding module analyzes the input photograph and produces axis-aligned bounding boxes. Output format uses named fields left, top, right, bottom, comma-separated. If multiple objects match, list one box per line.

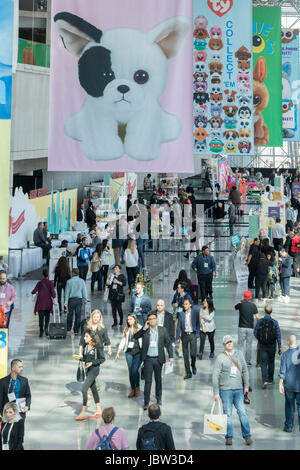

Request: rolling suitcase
left=49, top=304, right=67, bottom=339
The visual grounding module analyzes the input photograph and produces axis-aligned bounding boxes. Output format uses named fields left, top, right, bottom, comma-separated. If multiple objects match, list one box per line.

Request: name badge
left=0, top=293, right=5, bottom=299
left=204, top=263, right=208, bottom=268
left=230, top=366, right=237, bottom=378
left=112, top=284, right=117, bottom=290
left=2, top=444, right=9, bottom=451
left=150, top=340, right=157, bottom=348
left=177, top=307, right=183, bottom=313
left=8, top=392, right=16, bottom=402
left=128, top=341, right=134, bottom=349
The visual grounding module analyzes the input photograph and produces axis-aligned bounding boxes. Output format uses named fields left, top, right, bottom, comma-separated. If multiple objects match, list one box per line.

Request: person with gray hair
left=213, top=335, right=252, bottom=446
left=0, top=402, right=24, bottom=450
left=279, top=334, right=300, bottom=432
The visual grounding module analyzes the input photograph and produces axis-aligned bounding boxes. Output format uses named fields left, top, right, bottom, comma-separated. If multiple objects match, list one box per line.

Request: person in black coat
left=150, top=299, right=175, bottom=343
left=176, top=298, right=200, bottom=380
left=0, top=359, right=31, bottom=422
left=76, top=331, right=105, bottom=421
left=0, top=402, right=24, bottom=450
left=85, top=201, right=96, bottom=229
left=106, top=265, right=127, bottom=327
left=136, top=404, right=175, bottom=450
left=77, top=203, right=85, bottom=222
left=134, top=313, right=173, bottom=410
left=254, top=252, right=269, bottom=300
left=173, top=270, right=193, bottom=297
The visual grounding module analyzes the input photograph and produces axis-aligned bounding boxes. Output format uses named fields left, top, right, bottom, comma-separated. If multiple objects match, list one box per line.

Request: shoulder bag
left=222, top=352, right=250, bottom=405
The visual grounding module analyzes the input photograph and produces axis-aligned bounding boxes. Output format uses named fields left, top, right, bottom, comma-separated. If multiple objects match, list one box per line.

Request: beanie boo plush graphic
left=54, top=12, right=190, bottom=161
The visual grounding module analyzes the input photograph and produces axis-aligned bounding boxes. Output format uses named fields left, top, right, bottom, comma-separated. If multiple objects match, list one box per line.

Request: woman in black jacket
left=76, top=331, right=105, bottom=421
left=106, top=265, right=127, bottom=328
left=0, top=402, right=24, bottom=450
left=254, top=252, right=269, bottom=300
left=54, top=256, right=71, bottom=315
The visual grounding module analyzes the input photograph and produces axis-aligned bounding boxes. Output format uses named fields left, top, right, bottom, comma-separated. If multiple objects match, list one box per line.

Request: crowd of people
left=1, top=170, right=300, bottom=451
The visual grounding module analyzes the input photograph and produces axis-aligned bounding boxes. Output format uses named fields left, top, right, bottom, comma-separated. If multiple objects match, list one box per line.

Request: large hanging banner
left=193, top=0, right=254, bottom=156
left=282, top=29, right=300, bottom=141
left=49, top=0, right=193, bottom=173
left=253, top=6, right=282, bottom=147
left=0, top=0, right=14, bottom=257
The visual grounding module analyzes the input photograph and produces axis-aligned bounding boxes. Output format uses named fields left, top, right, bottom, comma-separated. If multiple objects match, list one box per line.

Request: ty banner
left=193, top=0, right=254, bottom=156
left=49, top=0, right=194, bottom=173
left=253, top=6, right=282, bottom=147
left=282, top=29, right=300, bottom=141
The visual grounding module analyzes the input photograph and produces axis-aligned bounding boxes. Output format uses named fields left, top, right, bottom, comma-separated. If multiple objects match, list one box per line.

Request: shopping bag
left=203, top=400, right=227, bottom=435
left=77, top=362, right=86, bottom=383
left=103, top=286, right=110, bottom=303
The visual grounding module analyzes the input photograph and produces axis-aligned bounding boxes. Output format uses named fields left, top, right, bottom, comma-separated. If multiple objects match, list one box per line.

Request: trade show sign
left=0, top=0, right=14, bottom=257
left=282, top=29, right=300, bottom=141
left=193, top=0, right=254, bottom=156
left=253, top=6, right=282, bottom=147
left=48, top=0, right=194, bottom=173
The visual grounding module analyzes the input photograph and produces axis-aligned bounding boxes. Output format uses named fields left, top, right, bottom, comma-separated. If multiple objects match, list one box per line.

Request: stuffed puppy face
left=55, top=13, right=190, bottom=114
left=223, top=105, right=238, bottom=118
left=238, top=60, right=250, bottom=74
left=224, top=130, right=238, bottom=141
left=253, top=81, right=269, bottom=113
left=209, top=115, right=223, bottom=129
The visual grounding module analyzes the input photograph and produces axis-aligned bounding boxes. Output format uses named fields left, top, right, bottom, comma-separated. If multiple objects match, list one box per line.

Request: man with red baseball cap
left=235, top=291, right=260, bottom=366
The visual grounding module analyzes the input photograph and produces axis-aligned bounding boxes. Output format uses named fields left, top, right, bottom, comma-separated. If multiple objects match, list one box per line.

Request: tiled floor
left=6, top=247, right=300, bottom=450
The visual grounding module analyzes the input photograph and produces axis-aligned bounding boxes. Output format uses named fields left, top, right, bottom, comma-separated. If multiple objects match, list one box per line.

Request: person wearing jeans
left=65, top=268, right=88, bottom=335
left=235, top=291, right=259, bottom=365
left=278, top=249, right=292, bottom=303
left=213, top=335, right=252, bottom=446
left=254, top=305, right=282, bottom=388
left=115, top=314, right=143, bottom=398
left=199, top=297, right=216, bottom=360
left=279, top=334, right=300, bottom=432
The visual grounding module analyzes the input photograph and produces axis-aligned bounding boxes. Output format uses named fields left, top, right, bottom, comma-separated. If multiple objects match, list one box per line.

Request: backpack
left=140, top=423, right=164, bottom=450
left=95, top=426, right=118, bottom=450
left=257, top=318, right=277, bottom=345
left=0, top=305, right=7, bottom=328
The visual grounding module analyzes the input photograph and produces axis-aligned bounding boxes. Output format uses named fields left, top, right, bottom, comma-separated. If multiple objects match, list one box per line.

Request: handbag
left=203, top=400, right=227, bottom=435
left=77, top=362, right=86, bottom=382
left=117, top=293, right=125, bottom=303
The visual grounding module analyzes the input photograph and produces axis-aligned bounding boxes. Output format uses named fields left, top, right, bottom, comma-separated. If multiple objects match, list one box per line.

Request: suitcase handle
left=53, top=303, right=61, bottom=323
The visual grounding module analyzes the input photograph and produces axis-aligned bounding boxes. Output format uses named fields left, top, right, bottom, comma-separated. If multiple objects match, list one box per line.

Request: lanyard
left=8, top=377, right=18, bottom=394
left=2, top=422, right=14, bottom=447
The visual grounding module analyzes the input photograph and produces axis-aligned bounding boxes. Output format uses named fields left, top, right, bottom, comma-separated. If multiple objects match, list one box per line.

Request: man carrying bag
left=212, top=335, right=252, bottom=446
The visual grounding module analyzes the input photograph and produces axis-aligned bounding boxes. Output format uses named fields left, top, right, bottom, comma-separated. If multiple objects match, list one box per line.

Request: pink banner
left=49, top=0, right=193, bottom=173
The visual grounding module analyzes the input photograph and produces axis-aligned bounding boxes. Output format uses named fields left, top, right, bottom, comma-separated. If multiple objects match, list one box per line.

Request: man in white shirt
left=272, top=218, right=286, bottom=252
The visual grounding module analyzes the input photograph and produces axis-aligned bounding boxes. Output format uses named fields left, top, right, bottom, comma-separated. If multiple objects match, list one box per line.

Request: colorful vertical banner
left=193, top=0, right=254, bottom=156
left=0, top=328, right=8, bottom=378
left=253, top=6, right=282, bottom=147
left=0, top=0, right=14, bottom=257
left=49, top=0, right=194, bottom=173
left=282, top=29, right=300, bottom=141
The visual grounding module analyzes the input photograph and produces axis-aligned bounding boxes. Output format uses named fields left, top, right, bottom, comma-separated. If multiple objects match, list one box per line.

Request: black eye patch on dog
left=78, top=46, right=115, bottom=97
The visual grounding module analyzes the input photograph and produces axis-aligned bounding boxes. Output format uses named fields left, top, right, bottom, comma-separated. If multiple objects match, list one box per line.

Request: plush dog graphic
left=54, top=12, right=190, bottom=161
left=224, top=90, right=237, bottom=104
left=209, top=115, right=223, bottom=130
left=253, top=56, right=269, bottom=146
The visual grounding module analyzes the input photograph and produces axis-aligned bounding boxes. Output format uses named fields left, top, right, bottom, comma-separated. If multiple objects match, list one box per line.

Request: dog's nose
left=117, top=85, right=130, bottom=94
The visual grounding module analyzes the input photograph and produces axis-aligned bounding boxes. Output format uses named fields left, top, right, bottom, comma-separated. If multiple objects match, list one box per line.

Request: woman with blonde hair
left=0, top=402, right=24, bottom=450
left=124, top=238, right=139, bottom=292
left=115, top=314, right=143, bottom=398
left=79, top=309, right=111, bottom=357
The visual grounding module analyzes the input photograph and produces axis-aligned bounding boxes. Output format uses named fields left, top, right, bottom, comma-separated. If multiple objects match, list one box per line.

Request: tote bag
left=203, top=400, right=227, bottom=435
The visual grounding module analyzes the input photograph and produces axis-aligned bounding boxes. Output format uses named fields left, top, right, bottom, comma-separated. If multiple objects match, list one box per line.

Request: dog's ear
left=54, top=12, right=102, bottom=57
left=149, top=17, right=190, bottom=59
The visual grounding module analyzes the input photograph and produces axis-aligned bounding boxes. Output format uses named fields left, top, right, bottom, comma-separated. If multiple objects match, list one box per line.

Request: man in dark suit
left=136, top=404, right=175, bottom=450
left=134, top=313, right=173, bottom=410
left=0, top=359, right=31, bottom=421
left=151, top=299, right=175, bottom=343
left=77, top=203, right=85, bottom=222
left=176, top=298, right=200, bottom=380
